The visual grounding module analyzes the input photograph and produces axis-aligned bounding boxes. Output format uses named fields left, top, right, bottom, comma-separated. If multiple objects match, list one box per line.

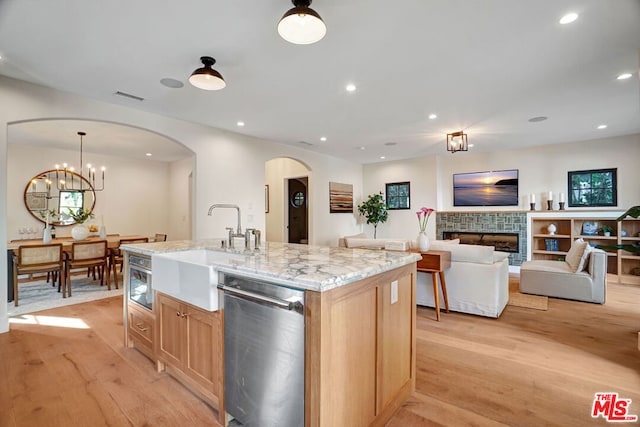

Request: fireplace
left=443, top=231, right=519, bottom=253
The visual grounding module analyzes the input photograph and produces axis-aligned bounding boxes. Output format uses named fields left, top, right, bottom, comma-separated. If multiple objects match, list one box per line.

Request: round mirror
left=24, top=169, right=96, bottom=226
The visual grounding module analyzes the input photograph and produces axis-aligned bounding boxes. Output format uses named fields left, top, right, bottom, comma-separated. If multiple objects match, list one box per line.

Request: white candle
left=559, top=193, right=565, bottom=203
left=548, top=191, right=553, bottom=200
left=530, top=193, right=536, bottom=203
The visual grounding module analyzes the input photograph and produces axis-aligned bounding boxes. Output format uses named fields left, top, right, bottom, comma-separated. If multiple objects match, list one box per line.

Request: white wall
left=7, top=144, right=180, bottom=240
left=0, top=75, right=363, bottom=333
left=436, top=134, right=640, bottom=212
left=363, top=133, right=640, bottom=243
left=168, top=157, right=194, bottom=240
left=362, top=157, right=438, bottom=241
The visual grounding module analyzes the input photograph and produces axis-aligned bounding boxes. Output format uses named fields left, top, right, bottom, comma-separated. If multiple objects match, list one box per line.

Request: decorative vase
left=99, top=225, right=106, bottom=239
left=71, top=224, right=90, bottom=241
left=417, top=231, right=430, bottom=252
left=547, top=223, right=557, bottom=235
left=43, top=226, right=52, bottom=244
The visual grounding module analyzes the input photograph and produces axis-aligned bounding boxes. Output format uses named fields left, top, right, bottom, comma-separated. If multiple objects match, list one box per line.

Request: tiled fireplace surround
left=436, top=211, right=527, bottom=266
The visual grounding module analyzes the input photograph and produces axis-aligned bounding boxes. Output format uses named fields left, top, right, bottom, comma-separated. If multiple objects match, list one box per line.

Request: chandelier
left=446, top=131, right=468, bottom=153
left=55, top=131, right=105, bottom=192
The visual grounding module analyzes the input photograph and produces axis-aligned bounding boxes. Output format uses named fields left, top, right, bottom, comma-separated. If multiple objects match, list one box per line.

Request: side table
left=413, top=249, right=451, bottom=321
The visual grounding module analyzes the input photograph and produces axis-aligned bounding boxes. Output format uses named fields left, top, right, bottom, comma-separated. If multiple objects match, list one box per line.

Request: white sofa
left=337, top=233, right=411, bottom=251
left=416, top=241, right=510, bottom=318
left=338, top=235, right=510, bottom=318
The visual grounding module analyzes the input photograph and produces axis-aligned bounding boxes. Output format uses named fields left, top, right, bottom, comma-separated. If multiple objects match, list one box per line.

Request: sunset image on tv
left=453, top=169, right=519, bottom=206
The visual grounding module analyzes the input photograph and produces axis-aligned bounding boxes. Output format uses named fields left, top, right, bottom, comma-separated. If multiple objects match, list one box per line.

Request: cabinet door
left=128, top=303, right=154, bottom=352
left=184, top=305, right=220, bottom=397
left=157, top=293, right=183, bottom=367
left=378, top=273, right=412, bottom=410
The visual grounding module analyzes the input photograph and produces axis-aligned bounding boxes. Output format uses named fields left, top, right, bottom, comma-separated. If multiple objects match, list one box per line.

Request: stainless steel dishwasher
left=218, top=273, right=305, bottom=427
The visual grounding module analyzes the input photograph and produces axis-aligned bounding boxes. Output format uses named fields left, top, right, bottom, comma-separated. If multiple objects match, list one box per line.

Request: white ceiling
left=0, top=0, right=639, bottom=165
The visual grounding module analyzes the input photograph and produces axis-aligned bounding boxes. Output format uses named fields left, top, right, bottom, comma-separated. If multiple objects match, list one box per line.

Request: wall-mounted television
left=453, top=169, right=519, bottom=206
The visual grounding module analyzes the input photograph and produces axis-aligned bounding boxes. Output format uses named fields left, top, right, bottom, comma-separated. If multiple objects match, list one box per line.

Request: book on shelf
left=545, top=238, right=559, bottom=251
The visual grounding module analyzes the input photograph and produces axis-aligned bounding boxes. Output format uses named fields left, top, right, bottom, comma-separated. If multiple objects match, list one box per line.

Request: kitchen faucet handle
left=252, top=229, right=261, bottom=249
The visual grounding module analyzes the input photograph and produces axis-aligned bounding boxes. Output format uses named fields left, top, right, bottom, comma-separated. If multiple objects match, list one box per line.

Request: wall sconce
left=446, top=131, right=468, bottom=153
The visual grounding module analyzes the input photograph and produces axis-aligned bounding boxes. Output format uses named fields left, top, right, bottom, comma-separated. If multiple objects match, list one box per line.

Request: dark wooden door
left=288, top=178, right=308, bottom=244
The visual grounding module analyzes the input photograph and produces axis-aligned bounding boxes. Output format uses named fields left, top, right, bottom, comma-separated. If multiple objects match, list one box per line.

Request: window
left=568, top=168, right=617, bottom=207
left=385, top=182, right=410, bottom=210
left=59, top=191, right=84, bottom=215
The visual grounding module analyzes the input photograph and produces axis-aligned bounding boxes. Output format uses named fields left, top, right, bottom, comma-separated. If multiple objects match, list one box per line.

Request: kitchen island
left=121, top=240, right=420, bottom=427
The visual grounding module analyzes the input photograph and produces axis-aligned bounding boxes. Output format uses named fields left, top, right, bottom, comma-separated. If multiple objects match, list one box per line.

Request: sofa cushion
left=345, top=237, right=385, bottom=249
left=577, top=243, right=593, bottom=272
left=493, top=251, right=509, bottom=263
left=566, top=238, right=589, bottom=272
left=430, top=242, right=495, bottom=264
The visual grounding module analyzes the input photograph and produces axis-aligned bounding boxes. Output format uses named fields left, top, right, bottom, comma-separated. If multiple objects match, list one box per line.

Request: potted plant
left=357, top=192, right=389, bottom=239
left=598, top=225, right=614, bottom=237
left=69, top=208, right=94, bottom=240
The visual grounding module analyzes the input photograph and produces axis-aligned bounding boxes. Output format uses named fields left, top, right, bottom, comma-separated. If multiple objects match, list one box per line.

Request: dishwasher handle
left=218, top=284, right=302, bottom=312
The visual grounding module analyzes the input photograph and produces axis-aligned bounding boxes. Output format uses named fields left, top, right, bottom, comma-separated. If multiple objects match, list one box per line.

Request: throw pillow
left=577, top=243, right=593, bottom=272
left=565, top=238, right=589, bottom=272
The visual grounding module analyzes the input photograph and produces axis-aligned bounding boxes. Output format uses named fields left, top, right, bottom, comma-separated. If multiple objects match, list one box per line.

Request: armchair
left=520, top=248, right=607, bottom=304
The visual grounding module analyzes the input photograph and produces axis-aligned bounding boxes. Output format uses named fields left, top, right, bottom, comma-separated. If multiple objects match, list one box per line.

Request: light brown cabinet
left=126, top=302, right=155, bottom=360
left=305, top=262, right=416, bottom=426
left=529, top=213, right=640, bottom=285
left=155, top=292, right=223, bottom=411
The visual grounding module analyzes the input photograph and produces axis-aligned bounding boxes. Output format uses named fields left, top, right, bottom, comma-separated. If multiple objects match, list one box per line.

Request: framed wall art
left=329, top=182, right=353, bottom=213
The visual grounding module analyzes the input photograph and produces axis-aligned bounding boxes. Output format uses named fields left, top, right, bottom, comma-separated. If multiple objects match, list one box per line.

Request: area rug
left=7, top=275, right=123, bottom=317
left=508, top=291, right=548, bottom=310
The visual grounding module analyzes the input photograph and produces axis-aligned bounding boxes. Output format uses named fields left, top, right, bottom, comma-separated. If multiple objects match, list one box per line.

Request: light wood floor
left=1, top=278, right=639, bottom=426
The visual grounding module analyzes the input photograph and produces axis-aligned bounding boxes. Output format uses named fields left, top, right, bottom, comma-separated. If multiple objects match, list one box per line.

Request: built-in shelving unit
left=527, top=211, right=640, bottom=285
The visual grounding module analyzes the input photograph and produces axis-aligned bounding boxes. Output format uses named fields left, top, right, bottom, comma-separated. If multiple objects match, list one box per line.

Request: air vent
left=114, top=91, right=144, bottom=102
left=298, top=141, right=313, bottom=146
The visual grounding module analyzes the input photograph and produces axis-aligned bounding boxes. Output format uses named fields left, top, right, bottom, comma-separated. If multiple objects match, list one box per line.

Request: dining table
left=7, top=234, right=149, bottom=302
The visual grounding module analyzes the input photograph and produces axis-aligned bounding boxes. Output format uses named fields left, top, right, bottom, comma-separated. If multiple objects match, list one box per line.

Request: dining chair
left=12, top=243, right=65, bottom=306
left=153, top=233, right=167, bottom=242
left=65, top=240, right=110, bottom=296
left=110, top=237, right=149, bottom=289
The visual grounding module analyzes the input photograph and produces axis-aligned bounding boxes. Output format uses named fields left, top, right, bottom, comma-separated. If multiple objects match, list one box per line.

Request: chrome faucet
left=208, top=203, right=242, bottom=234
left=209, top=204, right=244, bottom=248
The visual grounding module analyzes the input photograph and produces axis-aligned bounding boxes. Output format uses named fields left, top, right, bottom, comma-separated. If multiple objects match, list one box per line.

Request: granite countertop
left=120, top=240, right=421, bottom=292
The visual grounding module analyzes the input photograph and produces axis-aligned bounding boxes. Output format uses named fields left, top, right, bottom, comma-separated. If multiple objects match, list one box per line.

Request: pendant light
left=446, top=131, right=469, bottom=153
left=189, top=56, right=226, bottom=90
left=278, top=0, right=327, bottom=45
left=55, top=131, right=106, bottom=192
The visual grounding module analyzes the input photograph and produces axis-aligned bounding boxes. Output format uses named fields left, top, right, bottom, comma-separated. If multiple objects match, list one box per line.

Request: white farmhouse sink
left=152, top=249, right=248, bottom=311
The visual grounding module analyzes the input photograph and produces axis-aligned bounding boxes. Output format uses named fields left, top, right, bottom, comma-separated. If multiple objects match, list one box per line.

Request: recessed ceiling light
left=597, top=124, right=607, bottom=130
left=617, top=73, right=632, bottom=80
left=145, top=153, right=153, bottom=157
left=160, top=78, right=184, bottom=89
left=359, top=146, right=366, bottom=150
left=379, top=156, right=386, bottom=160
left=320, top=136, right=327, bottom=142
left=559, top=13, right=578, bottom=24
left=428, top=114, right=437, bottom=120
left=528, top=116, right=548, bottom=123
left=346, top=84, right=356, bottom=92
left=237, top=121, right=245, bottom=127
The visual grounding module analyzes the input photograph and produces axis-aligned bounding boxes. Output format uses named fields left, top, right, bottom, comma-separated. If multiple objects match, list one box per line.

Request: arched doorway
left=264, top=157, right=312, bottom=243
left=7, top=119, right=195, bottom=241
